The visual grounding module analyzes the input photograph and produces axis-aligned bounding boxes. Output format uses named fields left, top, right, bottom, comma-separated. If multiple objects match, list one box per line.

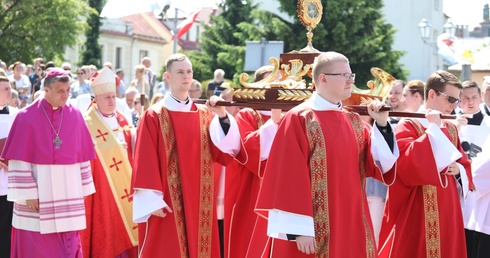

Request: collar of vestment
left=163, top=93, right=193, bottom=112
left=467, top=110, right=484, bottom=125
left=97, top=107, right=116, bottom=118
left=306, top=92, right=343, bottom=111
left=0, top=105, right=8, bottom=114
left=41, top=98, right=61, bottom=111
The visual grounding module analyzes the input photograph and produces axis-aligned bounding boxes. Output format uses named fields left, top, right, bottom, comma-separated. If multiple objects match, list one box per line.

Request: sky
left=444, top=0, right=487, bottom=29
left=100, top=0, right=221, bottom=18
left=101, top=0, right=487, bottom=29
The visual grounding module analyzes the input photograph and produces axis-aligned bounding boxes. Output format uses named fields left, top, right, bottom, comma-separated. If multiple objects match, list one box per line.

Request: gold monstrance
left=298, top=0, right=323, bottom=53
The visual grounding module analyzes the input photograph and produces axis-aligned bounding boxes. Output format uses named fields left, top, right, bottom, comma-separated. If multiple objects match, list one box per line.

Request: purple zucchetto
left=45, top=68, right=69, bottom=79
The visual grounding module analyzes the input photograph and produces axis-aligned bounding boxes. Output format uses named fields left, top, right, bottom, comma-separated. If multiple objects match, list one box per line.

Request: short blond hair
left=165, top=53, right=189, bottom=72
left=312, top=52, right=349, bottom=84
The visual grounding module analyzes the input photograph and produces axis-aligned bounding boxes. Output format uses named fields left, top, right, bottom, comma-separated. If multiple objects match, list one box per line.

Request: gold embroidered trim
left=406, top=119, right=441, bottom=258
left=250, top=108, right=265, bottom=128
left=445, top=122, right=458, bottom=146
left=345, top=112, right=375, bottom=258
left=303, top=109, right=330, bottom=257
left=422, top=185, right=441, bottom=258
left=159, top=106, right=189, bottom=258
left=196, top=104, right=214, bottom=258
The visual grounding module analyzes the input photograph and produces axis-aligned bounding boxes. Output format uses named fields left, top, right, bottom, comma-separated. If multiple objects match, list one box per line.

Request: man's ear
left=427, top=89, right=435, bottom=100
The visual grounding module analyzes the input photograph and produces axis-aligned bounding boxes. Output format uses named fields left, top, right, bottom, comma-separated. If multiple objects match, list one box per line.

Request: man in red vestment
left=255, top=52, right=399, bottom=257
left=226, top=65, right=282, bottom=258
left=132, top=53, right=243, bottom=258
left=81, top=67, right=137, bottom=258
left=378, top=70, right=474, bottom=258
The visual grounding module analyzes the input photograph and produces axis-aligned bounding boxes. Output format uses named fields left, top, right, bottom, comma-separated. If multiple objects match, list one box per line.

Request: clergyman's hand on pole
left=207, top=95, right=227, bottom=118
left=367, top=100, right=389, bottom=127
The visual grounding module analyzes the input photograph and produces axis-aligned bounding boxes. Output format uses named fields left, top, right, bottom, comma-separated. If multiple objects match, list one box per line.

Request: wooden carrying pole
left=193, top=99, right=456, bottom=119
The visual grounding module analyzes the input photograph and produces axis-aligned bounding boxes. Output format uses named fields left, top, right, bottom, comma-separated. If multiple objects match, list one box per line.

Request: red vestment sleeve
left=395, top=120, right=471, bottom=187
left=255, top=111, right=314, bottom=218
left=395, top=121, right=447, bottom=186
left=132, top=109, right=165, bottom=193
left=235, top=110, right=266, bottom=176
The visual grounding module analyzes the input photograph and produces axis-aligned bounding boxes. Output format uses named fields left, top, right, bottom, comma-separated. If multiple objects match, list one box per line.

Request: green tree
left=276, top=0, right=406, bottom=86
left=0, top=0, right=92, bottom=64
left=187, top=0, right=293, bottom=84
left=81, top=0, right=103, bottom=67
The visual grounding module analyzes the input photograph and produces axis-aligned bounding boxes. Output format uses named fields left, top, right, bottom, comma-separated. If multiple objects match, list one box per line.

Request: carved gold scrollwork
left=277, top=90, right=313, bottom=101
left=281, top=59, right=313, bottom=81
left=232, top=89, right=266, bottom=100
left=240, top=57, right=281, bottom=88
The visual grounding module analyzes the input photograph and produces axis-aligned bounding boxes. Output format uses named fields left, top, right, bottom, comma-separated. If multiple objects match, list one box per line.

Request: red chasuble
left=227, top=108, right=272, bottom=258
left=256, top=107, right=395, bottom=258
left=132, top=103, right=238, bottom=258
left=378, top=119, right=473, bottom=258
left=81, top=109, right=137, bottom=258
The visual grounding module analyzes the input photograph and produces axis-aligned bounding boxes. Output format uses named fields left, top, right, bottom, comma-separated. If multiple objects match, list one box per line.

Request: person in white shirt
left=7, top=62, right=32, bottom=96
left=0, top=76, right=19, bottom=258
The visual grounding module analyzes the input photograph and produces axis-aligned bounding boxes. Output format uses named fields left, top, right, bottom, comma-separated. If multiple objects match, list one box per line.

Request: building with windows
left=64, top=12, right=176, bottom=81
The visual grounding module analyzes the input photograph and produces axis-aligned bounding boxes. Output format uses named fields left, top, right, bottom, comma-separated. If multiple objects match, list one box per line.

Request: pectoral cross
left=53, top=135, right=62, bottom=149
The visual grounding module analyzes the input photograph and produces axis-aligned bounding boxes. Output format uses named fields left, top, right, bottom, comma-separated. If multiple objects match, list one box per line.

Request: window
left=115, top=47, right=123, bottom=69
left=100, top=44, right=105, bottom=66
left=139, top=50, right=148, bottom=61
left=196, top=25, right=201, bottom=43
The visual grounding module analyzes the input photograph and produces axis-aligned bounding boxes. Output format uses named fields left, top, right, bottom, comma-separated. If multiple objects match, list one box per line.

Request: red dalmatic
left=256, top=108, right=395, bottom=258
left=378, top=119, right=473, bottom=258
left=132, top=103, right=239, bottom=257
left=226, top=109, right=272, bottom=258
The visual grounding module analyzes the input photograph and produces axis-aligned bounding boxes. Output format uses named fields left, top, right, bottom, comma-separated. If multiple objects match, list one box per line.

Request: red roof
left=117, top=13, right=171, bottom=44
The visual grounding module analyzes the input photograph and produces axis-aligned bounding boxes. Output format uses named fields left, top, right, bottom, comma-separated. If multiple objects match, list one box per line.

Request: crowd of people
left=0, top=51, right=490, bottom=258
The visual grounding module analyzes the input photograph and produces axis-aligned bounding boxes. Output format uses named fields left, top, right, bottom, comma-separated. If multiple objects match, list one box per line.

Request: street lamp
left=418, top=18, right=431, bottom=42
left=444, top=18, right=456, bottom=36
left=419, top=18, right=456, bottom=42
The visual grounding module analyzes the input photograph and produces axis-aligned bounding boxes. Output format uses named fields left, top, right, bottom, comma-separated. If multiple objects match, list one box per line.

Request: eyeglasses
left=19, top=96, right=28, bottom=100
left=435, top=90, right=460, bottom=105
left=323, top=73, right=356, bottom=80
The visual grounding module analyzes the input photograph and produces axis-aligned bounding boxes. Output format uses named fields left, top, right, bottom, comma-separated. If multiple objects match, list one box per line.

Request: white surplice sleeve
left=80, top=161, right=95, bottom=196
left=209, top=113, right=241, bottom=156
left=133, top=189, right=168, bottom=223
left=472, top=145, right=490, bottom=199
left=7, top=160, right=38, bottom=201
left=425, top=123, right=462, bottom=172
left=371, top=123, right=399, bottom=173
left=457, top=163, right=470, bottom=200
left=259, top=119, right=279, bottom=161
left=267, top=210, right=315, bottom=240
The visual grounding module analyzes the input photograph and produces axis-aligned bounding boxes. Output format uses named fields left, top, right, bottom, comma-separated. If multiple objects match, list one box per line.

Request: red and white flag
left=172, top=8, right=202, bottom=40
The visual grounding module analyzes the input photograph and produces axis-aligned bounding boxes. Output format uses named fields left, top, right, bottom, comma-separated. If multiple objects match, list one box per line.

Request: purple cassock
left=1, top=97, right=96, bottom=258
